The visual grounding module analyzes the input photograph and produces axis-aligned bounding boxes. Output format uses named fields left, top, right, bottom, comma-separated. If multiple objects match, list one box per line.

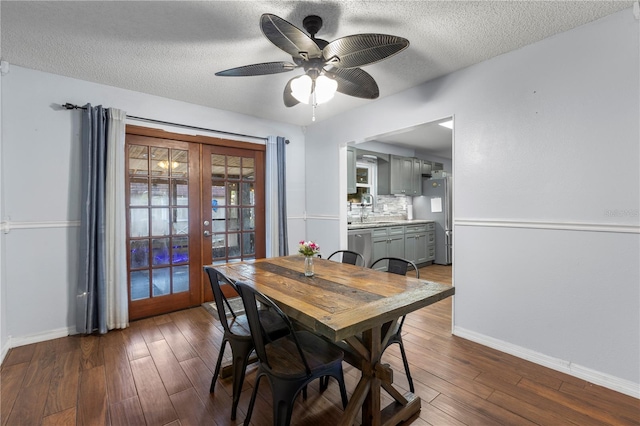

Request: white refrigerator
left=412, top=176, right=452, bottom=265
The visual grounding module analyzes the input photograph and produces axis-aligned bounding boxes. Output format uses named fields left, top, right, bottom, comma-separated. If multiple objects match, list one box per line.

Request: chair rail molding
left=454, top=218, right=639, bottom=234
left=1, top=219, right=81, bottom=234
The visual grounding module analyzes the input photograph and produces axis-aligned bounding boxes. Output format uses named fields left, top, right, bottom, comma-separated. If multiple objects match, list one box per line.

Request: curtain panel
left=76, top=104, right=128, bottom=334
left=265, top=136, right=289, bottom=257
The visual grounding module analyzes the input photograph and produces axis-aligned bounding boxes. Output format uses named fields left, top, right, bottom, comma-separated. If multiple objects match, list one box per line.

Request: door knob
left=203, top=230, right=211, bottom=237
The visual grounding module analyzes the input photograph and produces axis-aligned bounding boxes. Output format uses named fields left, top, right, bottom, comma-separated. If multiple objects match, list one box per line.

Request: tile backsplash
left=348, top=194, right=410, bottom=222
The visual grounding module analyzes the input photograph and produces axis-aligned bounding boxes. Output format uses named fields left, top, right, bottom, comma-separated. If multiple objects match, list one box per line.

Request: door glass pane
left=129, top=145, right=148, bottom=175
left=130, top=209, right=149, bottom=237
left=212, top=234, right=226, bottom=259
left=151, top=147, right=169, bottom=176
left=242, top=208, right=254, bottom=230
left=228, top=208, right=240, bottom=231
left=228, top=233, right=240, bottom=257
left=211, top=183, right=225, bottom=223
left=227, top=183, right=238, bottom=206
left=131, top=270, right=150, bottom=300
left=130, top=240, right=149, bottom=268
left=172, top=208, right=188, bottom=235
left=151, top=178, right=169, bottom=206
left=173, top=266, right=189, bottom=293
left=212, top=218, right=225, bottom=233
left=228, top=156, right=241, bottom=179
left=152, top=238, right=170, bottom=266
left=242, top=158, right=254, bottom=180
left=151, top=208, right=170, bottom=236
left=172, top=179, right=188, bottom=205
left=211, top=154, right=225, bottom=179
left=172, top=149, right=188, bottom=178
left=152, top=268, right=170, bottom=296
left=241, top=182, right=254, bottom=205
left=130, top=177, right=149, bottom=206
left=243, top=233, right=255, bottom=256
left=172, top=236, right=189, bottom=263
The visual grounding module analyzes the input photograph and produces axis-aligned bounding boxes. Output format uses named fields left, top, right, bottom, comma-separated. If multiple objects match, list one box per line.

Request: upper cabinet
left=379, top=155, right=423, bottom=195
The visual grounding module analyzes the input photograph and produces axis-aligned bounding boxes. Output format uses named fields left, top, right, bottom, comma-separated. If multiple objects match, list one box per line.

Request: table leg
left=362, top=326, right=382, bottom=426
left=341, top=323, right=421, bottom=426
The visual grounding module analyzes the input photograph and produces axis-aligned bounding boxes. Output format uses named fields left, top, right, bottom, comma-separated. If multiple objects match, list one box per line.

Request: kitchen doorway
left=125, top=126, right=265, bottom=320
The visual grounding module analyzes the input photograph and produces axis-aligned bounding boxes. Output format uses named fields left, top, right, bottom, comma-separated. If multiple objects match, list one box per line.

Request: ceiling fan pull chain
left=312, top=91, right=317, bottom=122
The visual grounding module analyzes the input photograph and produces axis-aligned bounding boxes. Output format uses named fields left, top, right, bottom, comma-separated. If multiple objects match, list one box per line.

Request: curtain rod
left=61, top=102, right=268, bottom=142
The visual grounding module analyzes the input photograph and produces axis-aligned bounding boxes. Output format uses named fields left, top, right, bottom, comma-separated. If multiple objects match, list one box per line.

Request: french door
left=125, top=126, right=265, bottom=320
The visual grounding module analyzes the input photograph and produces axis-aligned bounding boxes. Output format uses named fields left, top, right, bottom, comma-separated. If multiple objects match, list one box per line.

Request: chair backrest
left=235, top=281, right=311, bottom=375
left=204, top=266, right=240, bottom=334
left=370, top=257, right=420, bottom=278
left=327, top=250, right=365, bottom=266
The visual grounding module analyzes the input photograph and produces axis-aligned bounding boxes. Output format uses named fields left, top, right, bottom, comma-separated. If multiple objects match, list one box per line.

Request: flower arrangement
left=298, top=240, right=320, bottom=257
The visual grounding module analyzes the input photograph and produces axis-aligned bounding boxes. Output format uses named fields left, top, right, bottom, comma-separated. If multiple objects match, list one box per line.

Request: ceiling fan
left=216, top=13, right=410, bottom=114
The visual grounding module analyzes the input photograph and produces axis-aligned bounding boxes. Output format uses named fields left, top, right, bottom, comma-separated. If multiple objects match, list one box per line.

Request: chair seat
left=228, top=309, right=289, bottom=340
left=265, top=330, right=344, bottom=378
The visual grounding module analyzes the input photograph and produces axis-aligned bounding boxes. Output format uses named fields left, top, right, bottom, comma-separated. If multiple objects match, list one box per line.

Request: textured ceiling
left=1, top=1, right=633, bottom=133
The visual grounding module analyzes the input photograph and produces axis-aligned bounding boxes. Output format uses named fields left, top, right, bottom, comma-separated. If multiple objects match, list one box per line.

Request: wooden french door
left=125, top=126, right=265, bottom=320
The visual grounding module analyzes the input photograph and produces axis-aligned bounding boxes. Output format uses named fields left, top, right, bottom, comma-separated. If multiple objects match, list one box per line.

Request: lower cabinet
left=365, top=222, right=436, bottom=271
left=371, top=226, right=405, bottom=271
left=405, top=224, right=427, bottom=265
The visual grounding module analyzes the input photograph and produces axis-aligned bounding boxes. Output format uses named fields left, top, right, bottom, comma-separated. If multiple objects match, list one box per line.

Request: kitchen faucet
left=361, top=193, right=375, bottom=212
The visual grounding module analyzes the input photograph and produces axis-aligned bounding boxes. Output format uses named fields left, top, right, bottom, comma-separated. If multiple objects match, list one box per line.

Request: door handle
left=203, top=230, right=211, bottom=237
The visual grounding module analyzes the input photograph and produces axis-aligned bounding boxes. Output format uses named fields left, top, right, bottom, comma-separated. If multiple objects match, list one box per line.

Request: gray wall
left=0, top=66, right=306, bottom=357
left=304, top=9, right=639, bottom=395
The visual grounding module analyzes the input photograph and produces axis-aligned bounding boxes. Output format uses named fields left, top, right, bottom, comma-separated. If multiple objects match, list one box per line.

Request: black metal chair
left=370, top=256, right=419, bottom=278
left=235, top=281, right=349, bottom=426
left=203, top=267, right=288, bottom=420
left=369, top=257, right=419, bottom=393
left=327, top=249, right=365, bottom=266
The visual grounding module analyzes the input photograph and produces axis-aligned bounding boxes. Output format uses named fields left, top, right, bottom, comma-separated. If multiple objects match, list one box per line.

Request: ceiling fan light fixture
left=291, top=74, right=313, bottom=104
left=314, top=75, right=338, bottom=104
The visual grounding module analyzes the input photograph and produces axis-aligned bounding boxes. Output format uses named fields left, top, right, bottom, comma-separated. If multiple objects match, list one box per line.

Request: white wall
left=305, top=8, right=639, bottom=396
left=0, top=66, right=305, bottom=351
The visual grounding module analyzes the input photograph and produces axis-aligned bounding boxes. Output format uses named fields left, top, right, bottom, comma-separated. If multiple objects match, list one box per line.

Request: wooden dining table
left=213, top=255, right=455, bottom=426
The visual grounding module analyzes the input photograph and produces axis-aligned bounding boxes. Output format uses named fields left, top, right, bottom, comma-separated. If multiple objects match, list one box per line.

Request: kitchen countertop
left=348, top=219, right=434, bottom=230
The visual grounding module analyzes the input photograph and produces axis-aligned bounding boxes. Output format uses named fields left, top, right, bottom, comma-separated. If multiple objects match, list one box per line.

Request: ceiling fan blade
left=261, top=14, right=323, bottom=60
left=215, top=61, right=297, bottom=76
left=323, top=34, right=409, bottom=69
left=283, top=77, right=300, bottom=107
left=326, top=68, right=379, bottom=99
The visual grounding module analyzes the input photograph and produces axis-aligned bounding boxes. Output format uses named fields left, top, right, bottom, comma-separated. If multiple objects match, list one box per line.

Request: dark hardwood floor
left=2, top=264, right=638, bottom=425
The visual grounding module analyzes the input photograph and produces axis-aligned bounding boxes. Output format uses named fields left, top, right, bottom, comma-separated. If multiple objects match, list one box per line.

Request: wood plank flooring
left=2, top=265, right=639, bottom=425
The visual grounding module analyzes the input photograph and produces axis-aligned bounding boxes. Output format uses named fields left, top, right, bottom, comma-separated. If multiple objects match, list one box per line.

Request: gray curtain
left=76, top=104, right=108, bottom=334
left=277, top=137, right=288, bottom=256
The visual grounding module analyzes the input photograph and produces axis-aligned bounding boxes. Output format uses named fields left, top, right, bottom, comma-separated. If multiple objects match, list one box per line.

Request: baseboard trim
left=7, top=326, right=77, bottom=351
left=0, top=339, right=10, bottom=365
left=453, top=326, right=640, bottom=399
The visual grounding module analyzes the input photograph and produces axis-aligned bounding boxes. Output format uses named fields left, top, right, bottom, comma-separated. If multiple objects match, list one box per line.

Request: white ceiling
left=1, top=1, right=633, bottom=158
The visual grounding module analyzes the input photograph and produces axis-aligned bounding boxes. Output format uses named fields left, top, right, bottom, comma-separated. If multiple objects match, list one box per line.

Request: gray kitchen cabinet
left=379, top=155, right=422, bottom=195
left=405, top=223, right=428, bottom=265
left=410, top=157, right=422, bottom=195
left=347, top=146, right=356, bottom=194
left=422, top=160, right=433, bottom=175
left=371, top=226, right=405, bottom=270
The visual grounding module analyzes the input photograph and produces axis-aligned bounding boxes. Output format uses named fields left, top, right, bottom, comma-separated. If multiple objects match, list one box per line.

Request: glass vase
left=304, top=256, right=314, bottom=277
